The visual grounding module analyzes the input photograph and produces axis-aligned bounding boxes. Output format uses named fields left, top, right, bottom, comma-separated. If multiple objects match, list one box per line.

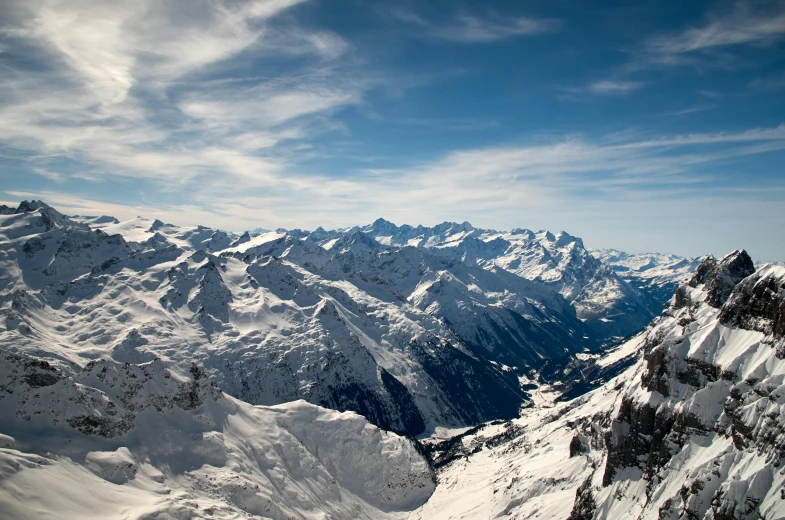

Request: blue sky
left=0, top=0, right=784, bottom=260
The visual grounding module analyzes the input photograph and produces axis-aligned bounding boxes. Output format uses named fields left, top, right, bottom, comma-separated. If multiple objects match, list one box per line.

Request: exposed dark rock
left=148, top=219, right=165, bottom=231
left=22, top=236, right=48, bottom=258
left=676, top=359, right=721, bottom=387
left=720, top=269, right=785, bottom=339
left=379, top=368, right=426, bottom=435
left=15, top=200, right=51, bottom=214
left=688, top=255, right=717, bottom=287
left=673, top=285, right=689, bottom=309
left=704, top=250, right=755, bottom=308
left=230, top=231, right=251, bottom=248
left=1, top=351, right=222, bottom=439
left=569, top=434, right=588, bottom=457
left=12, top=356, right=65, bottom=388
left=421, top=419, right=519, bottom=469
left=567, top=474, right=597, bottom=520
left=406, top=337, right=527, bottom=428
left=603, top=397, right=676, bottom=486
left=67, top=413, right=135, bottom=437
left=641, top=344, right=670, bottom=397
left=15, top=200, right=87, bottom=231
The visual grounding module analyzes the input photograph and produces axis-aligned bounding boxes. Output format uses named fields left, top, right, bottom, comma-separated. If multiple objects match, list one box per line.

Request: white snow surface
left=592, top=248, right=703, bottom=292
left=0, top=355, right=434, bottom=519
left=0, top=204, right=616, bottom=435
left=8, top=202, right=758, bottom=520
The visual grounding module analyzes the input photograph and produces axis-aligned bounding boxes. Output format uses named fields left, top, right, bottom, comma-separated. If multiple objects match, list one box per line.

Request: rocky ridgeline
left=411, top=250, right=784, bottom=520
left=0, top=350, right=221, bottom=437
left=583, top=250, right=785, bottom=519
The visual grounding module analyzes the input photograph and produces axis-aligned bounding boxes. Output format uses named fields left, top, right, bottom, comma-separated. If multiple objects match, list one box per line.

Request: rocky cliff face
left=596, top=251, right=784, bottom=518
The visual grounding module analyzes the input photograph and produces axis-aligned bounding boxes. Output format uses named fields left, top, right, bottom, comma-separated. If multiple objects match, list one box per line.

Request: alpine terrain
left=1, top=200, right=782, bottom=519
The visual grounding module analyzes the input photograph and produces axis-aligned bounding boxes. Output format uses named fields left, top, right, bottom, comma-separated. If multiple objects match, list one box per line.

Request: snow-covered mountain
left=2, top=200, right=782, bottom=519
left=0, top=202, right=612, bottom=438
left=592, top=249, right=703, bottom=316
left=0, top=203, right=701, bottom=438
left=413, top=250, right=785, bottom=520
left=0, top=351, right=434, bottom=519
left=305, top=218, right=677, bottom=341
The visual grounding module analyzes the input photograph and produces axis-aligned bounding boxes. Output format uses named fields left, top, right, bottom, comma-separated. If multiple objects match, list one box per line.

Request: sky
left=0, top=0, right=784, bottom=260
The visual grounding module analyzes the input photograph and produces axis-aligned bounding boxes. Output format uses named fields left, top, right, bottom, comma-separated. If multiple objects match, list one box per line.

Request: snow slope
left=412, top=250, right=785, bottom=520
left=0, top=351, right=434, bottom=519
left=2, top=201, right=776, bottom=520
left=592, top=249, right=703, bottom=316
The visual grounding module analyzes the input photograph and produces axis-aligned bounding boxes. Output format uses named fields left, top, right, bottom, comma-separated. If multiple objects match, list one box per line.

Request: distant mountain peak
left=15, top=199, right=52, bottom=213
left=148, top=219, right=166, bottom=231
left=510, top=228, right=535, bottom=239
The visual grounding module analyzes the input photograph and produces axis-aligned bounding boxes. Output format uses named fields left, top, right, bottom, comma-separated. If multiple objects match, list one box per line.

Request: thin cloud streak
left=588, top=80, right=643, bottom=94
left=383, top=8, right=562, bottom=43
left=633, top=0, right=785, bottom=68
left=647, top=9, right=785, bottom=55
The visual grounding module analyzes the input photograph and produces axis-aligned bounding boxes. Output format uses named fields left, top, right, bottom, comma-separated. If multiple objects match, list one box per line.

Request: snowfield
left=6, top=200, right=781, bottom=519
left=0, top=354, right=434, bottom=519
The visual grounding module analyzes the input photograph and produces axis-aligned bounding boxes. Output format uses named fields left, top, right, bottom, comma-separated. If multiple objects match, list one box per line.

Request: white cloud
left=180, top=84, right=361, bottom=128
left=1, top=0, right=784, bottom=259
left=5, top=122, right=785, bottom=259
left=639, top=1, right=785, bottom=66
left=0, top=0, right=361, bottom=190
left=432, top=14, right=562, bottom=42
left=649, top=11, right=785, bottom=55
left=384, top=8, right=562, bottom=43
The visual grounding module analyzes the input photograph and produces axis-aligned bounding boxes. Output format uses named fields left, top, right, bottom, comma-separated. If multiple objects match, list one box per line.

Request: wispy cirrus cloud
left=0, top=0, right=364, bottom=191
left=649, top=7, right=785, bottom=54
left=588, top=80, right=643, bottom=95
left=637, top=0, right=785, bottom=67
left=383, top=8, right=562, bottom=43
left=565, top=2, right=785, bottom=105
left=1, top=0, right=783, bottom=259
left=557, top=80, right=643, bottom=99
left=749, top=72, right=785, bottom=90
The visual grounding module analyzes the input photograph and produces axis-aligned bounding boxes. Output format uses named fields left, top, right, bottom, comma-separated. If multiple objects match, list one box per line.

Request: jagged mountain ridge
left=0, top=202, right=597, bottom=438
left=2, top=201, right=781, bottom=520
left=297, top=217, right=690, bottom=341
left=2, top=202, right=695, bottom=438
left=413, top=250, right=785, bottom=520
left=592, top=248, right=704, bottom=316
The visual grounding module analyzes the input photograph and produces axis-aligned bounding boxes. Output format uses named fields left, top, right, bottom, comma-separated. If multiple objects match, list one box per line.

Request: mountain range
left=0, top=201, right=696, bottom=436
left=3, top=200, right=781, bottom=519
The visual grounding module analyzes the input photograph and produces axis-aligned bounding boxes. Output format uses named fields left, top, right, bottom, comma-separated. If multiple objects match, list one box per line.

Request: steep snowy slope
left=413, top=250, right=785, bottom=520
left=0, top=351, right=434, bottom=519
left=1, top=201, right=603, bottom=437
